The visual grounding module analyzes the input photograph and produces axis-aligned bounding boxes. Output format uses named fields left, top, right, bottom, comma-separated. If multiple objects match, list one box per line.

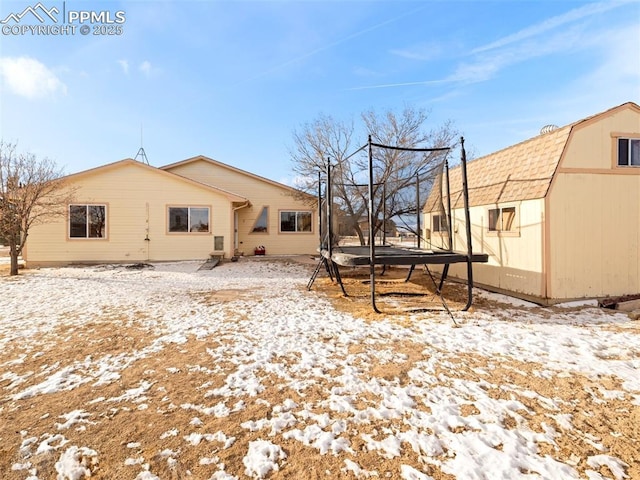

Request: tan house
left=425, top=101, right=640, bottom=303
left=24, top=156, right=317, bottom=266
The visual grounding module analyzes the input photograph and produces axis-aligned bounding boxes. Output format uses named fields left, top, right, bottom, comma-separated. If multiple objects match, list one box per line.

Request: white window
left=617, top=138, right=640, bottom=166
left=168, top=207, right=210, bottom=233
left=488, top=206, right=516, bottom=232
left=69, top=204, right=106, bottom=238
left=280, top=210, right=312, bottom=233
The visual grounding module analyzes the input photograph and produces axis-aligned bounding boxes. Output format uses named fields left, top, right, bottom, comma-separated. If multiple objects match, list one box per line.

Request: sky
left=0, top=0, right=639, bottom=185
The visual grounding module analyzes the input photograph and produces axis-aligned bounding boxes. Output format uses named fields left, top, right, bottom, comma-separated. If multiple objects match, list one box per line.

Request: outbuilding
left=425, top=101, right=640, bottom=303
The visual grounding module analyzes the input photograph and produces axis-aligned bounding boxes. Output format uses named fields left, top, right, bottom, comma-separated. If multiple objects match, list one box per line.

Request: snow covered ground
left=0, top=258, right=638, bottom=479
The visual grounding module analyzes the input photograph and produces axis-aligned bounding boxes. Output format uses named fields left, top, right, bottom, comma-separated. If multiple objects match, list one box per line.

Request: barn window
left=168, top=207, right=210, bottom=233
left=488, top=206, right=517, bottom=232
left=280, top=211, right=312, bottom=233
left=69, top=204, right=106, bottom=238
left=617, top=138, right=640, bottom=166
left=432, top=214, right=446, bottom=232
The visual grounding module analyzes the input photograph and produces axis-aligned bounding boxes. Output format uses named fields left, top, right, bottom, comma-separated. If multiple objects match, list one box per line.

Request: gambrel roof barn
left=425, top=101, right=640, bottom=303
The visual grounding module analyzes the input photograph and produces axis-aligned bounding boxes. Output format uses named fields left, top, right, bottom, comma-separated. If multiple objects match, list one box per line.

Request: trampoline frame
left=309, top=136, right=488, bottom=313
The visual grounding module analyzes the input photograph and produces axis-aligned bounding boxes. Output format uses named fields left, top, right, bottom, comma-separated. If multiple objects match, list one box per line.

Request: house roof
left=425, top=101, right=639, bottom=212
left=62, top=159, right=249, bottom=203
left=161, top=155, right=315, bottom=199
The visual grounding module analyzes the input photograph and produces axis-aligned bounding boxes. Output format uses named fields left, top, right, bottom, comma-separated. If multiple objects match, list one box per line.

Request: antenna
left=134, top=124, right=149, bottom=164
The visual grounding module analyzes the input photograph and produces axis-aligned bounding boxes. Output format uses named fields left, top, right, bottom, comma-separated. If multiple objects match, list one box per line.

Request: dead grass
left=1, top=259, right=638, bottom=479
left=311, top=265, right=472, bottom=322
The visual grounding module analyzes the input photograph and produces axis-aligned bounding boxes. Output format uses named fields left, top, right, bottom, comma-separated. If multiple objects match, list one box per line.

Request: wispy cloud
left=118, top=59, right=129, bottom=75
left=350, top=1, right=633, bottom=91
left=348, top=79, right=446, bottom=91
left=249, top=4, right=428, bottom=81
left=139, top=60, right=153, bottom=77
left=389, top=41, right=444, bottom=62
left=0, top=56, right=66, bottom=100
left=471, top=0, right=632, bottom=54
left=445, top=28, right=580, bottom=85
left=564, top=21, right=640, bottom=103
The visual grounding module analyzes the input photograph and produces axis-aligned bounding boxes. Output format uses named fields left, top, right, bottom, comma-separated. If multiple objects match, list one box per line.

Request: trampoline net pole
left=367, top=135, right=379, bottom=311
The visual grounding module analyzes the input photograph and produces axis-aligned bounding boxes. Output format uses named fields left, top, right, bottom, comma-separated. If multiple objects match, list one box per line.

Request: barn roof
left=425, top=101, right=638, bottom=211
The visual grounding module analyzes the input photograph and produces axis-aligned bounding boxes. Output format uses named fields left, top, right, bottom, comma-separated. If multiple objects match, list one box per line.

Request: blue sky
left=1, top=0, right=639, bottom=185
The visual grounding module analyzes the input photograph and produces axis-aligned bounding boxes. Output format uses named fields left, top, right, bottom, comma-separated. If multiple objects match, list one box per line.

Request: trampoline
left=325, top=245, right=488, bottom=267
left=308, top=136, right=488, bottom=315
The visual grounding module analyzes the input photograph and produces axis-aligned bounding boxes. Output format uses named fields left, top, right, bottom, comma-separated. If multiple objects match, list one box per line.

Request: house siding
left=164, top=160, right=317, bottom=255
left=25, top=161, right=234, bottom=265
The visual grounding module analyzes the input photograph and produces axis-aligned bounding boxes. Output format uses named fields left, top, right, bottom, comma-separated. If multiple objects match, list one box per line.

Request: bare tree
left=0, top=142, right=72, bottom=275
left=290, top=106, right=458, bottom=244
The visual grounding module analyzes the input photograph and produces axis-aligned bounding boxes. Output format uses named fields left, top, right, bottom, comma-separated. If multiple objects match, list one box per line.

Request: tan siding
left=422, top=102, right=640, bottom=302
left=560, top=108, right=640, bottom=169
left=549, top=172, right=640, bottom=298
left=26, top=162, right=234, bottom=265
left=425, top=199, right=545, bottom=297
left=166, top=160, right=317, bottom=255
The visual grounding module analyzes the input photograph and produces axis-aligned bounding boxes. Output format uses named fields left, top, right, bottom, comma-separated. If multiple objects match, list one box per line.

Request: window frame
left=167, top=206, right=211, bottom=234
left=616, top=137, right=640, bottom=167
left=432, top=214, right=447, bottom=233
left=279, top=210, right=313, bottom=234
left=487, top=205, right=519, bottom=236
left=68, top=204, right=107, bottom=240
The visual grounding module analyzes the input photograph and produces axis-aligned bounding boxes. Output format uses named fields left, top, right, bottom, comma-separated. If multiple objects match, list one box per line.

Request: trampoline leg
left=463, top=259, right=473, bottom=311
left=370, top=264, right=381, bottom=314
left=437, top=264, right=450, bottom=294
left=424, top=265, right=458, bottom=327
left=333, top=262, right=349, bottom=297
left=324, top=257, right=335, bottom=282
left=405, top=264, right=416, bottom=283
left=307, top=259, right=322, bottom=291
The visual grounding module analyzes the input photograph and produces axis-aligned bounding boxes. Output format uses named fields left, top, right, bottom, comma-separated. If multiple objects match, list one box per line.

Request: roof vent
left=540, top=124, right=559, bottom=134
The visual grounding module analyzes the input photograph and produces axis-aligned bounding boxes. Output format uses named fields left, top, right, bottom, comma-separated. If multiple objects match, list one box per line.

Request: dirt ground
left=1, top=258, right=639, bottom=479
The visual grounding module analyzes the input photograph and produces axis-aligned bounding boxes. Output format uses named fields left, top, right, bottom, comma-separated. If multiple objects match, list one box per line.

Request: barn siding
left=426, top=198, right=545, bottom=298
left=548, top=174, right=640, bottom=299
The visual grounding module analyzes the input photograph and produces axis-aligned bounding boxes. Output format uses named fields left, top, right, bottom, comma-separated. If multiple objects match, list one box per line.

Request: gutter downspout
left=232, top=200, right=251, bottom=257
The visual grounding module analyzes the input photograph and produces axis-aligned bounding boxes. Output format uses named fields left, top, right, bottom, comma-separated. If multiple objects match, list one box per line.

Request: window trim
left=487, top=204, right=519, bottom=236
left=167, top=205, right=211, bottom=234
left=432, top=214, right=447, bottom=234
left=68, top=203, right=108, bottom=240
left=616, top=137, right=640, bottom=167
left=278, top=209, right=313, bottom=234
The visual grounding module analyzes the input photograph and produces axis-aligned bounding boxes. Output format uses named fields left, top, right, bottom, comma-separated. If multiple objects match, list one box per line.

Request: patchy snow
left=1, top=259, right=639, bottom=479
left=243, top=440, right=286, bottom=478
left=54, top=446, right=98, bottom=480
